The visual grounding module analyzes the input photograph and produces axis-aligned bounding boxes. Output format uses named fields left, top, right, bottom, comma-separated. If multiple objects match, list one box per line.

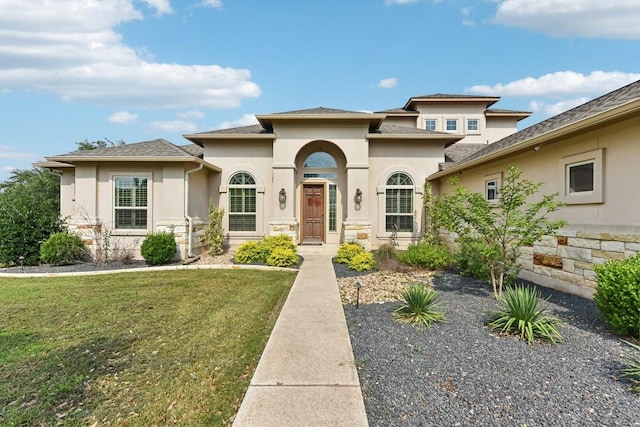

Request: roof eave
left=44, top=156, right=222, bottom=172
left=367, top=133, right=464, bottom=147
left=183, top=133, right=275, bottom=146
left=403, top=96, right=501, bottom=110
left=428, top=98, right=640, bottom=181
left=485, top=112, right=532, bottom=121
left=257, top=113, right=386, bottom=130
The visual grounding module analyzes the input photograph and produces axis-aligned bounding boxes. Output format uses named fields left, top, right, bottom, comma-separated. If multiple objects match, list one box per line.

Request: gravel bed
left=342, top=270, right=640, bottom=427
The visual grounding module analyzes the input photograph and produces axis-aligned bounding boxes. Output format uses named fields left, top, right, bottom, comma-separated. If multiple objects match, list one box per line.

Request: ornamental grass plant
left=393, top=284, right=445, bottom=327
left=622, top=340, right=640, bottom=392
left=487, top=284, right=562, bottom=345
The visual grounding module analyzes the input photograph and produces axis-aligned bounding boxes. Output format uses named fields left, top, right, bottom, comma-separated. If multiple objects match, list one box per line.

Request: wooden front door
left=303, top=184, right=324, bottom=243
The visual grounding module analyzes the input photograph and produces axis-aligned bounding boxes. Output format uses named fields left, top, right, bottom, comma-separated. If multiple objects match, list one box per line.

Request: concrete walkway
left=232, top=245, right=369, bottom=426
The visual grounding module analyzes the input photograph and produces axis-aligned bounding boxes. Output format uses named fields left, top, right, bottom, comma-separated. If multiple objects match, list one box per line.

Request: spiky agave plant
left=622, top=340, right=640, bottom=393
left=393, top=284, right=445, bottom=327
left=487, top=284, right=562, bottom=345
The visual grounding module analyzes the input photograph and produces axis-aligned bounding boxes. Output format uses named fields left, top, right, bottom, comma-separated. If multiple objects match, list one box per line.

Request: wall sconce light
left=279, top=188, right=287, bottom=204
left=355, top=188, right=363, bottom=204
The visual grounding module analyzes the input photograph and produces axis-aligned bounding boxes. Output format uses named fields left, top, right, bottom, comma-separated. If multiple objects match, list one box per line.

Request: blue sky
left=1, top=0, right=640, bottom=181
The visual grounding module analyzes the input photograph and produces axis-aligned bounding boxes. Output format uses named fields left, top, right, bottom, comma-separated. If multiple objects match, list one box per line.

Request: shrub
left=335, top=243, right=363, bottom=264
left=234, top=241, right=268, bottom=264
left=40, top=232, right=86, bottom=266
left=348, top=251, right=376, bottom=272
left=393, top=284, right=445, bottom=327
left=374, top=243, right=397, bottom=263
left=266, top=247, right=299, bottom=267
left=622, top=340, right=640, bottom=393
left=205, top=200, right=225, bottom=255
left=140, top=231, right=177, bottom=266
left=263, top=234, right=296, bottom=252
left=594, top=255, right=640, bottom=338
left=398, top=243, right=453, bottom=270
left=487, top=285, right=562, bottom=345
left=454, top=237, right=491, bottom=281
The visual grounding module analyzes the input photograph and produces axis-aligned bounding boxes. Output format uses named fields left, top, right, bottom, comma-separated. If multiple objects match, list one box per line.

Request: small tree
left=437, top=166, right=565, bottom=299
left=204, top=199, right=225, bottom=255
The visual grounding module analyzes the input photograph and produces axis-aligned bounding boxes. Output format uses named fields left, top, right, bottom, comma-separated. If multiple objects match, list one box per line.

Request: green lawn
left=0, top=269, right=296, bottom=426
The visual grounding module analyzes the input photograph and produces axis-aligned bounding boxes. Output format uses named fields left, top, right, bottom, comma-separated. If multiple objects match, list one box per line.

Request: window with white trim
left=445, top=119, right=458, bottom=132
left=385, top=172, right=414, bottom=232
left=486, top=179, right=499, bottom=201
left=467, top=119, right=479, bottom=132
left=229, top=172, right=257, bottom=232
left=114, top=177, right=148, bottom=229
left=424, top=119, right=437, bottom=131
left=560, top=148, right=603, bottom=204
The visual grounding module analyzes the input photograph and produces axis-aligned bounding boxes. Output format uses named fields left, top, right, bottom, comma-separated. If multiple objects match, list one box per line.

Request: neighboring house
left=429, top=79, right=640, bottom=297
left=36, top=94, right=528, bottom=261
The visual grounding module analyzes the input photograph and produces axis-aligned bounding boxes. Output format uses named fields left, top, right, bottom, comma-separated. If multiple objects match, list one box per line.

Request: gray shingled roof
left=445, top=143, right=487, bottom=163
left=375, top=108, right=419, bottom=115
left=376, top=123, right=451, bottom=135
left=409, top=93, right=499, bottom=100
left=272, top=107, right=366, bottom=115
left=451, top=79, right=640, bottom=168
left=191, top=124, right=270, bottom=136
left=178, top=144, right=204, bottom=158
left=50, top=139, right=199, bottom=159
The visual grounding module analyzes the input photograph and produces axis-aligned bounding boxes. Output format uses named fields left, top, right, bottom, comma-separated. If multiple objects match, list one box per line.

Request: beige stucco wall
left=432, top=115, right=640, bottom=297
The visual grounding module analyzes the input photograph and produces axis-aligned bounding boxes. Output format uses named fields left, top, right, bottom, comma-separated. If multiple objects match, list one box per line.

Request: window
left=569, top=161, right=594, bottom=193
left=445, top=119, right=458, bottom=132
left=560, top=148, right=603, bottom=204
left=303, top=152, right=338, bottom=179
left=228, top=172, right=257, bottom=232
left=329, top=184, right=337, bottom=232
left=114, top=177, right=148, bottom=229
left=467, top=119, right=479, bottom=132
left=385, top=172, right=414, bottom=232
left=424, top=119, right=437, bottom=131
left=486, top=179, right=498, bottom=201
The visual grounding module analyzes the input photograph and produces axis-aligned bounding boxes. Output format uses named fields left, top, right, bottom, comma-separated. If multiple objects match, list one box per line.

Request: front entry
left=303, top=184, right=324, bottom=243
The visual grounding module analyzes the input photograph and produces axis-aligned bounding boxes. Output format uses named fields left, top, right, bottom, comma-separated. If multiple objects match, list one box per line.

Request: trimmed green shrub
left=234, top=240, right=268, bottom=264
left=335, top=243, right=363, bottom=264
left=622, top=340, right=640, bottom=392
left=40, top=232, right=86, bottom=266
left=348, top=251, right=376, bottom=272
left=398, top=243, right=453, bottom=270
left=594, top=255, right=640, bottom=337
left=266, top=247, right=299, bottom=267
left=263, top=234, right=297, bottom=252
left=140, top=231, right=177, bottom=266
left=487, top=285, right=562, bottom=345
left=393, top=284, right=445, bottom=327
left=204, top=200, right=225, bottom=255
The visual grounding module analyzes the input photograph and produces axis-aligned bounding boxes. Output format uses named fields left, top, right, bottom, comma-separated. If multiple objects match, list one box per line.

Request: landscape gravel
left=342, top=270, right=640, bottom=427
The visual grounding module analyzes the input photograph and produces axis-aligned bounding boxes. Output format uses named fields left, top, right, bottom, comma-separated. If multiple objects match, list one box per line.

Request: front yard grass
left=0, top=269, right=296, bottom=426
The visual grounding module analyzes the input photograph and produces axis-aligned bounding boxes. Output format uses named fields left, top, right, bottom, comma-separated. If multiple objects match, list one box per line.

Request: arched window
left=385, top=172, right=414, bottom=232
left=229, top=172, right=256, bottom=232
left=303, top=152, right=338, bottom=179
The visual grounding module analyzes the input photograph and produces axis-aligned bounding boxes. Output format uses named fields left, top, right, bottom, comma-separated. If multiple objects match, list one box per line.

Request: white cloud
left=1, top=165, right=17, bottom=173
left=215, top=114, right=259, bottom=130
left=142, top=0, right=173, bottom=15
left=377, top=78, right=398, bottom=89
left=0, top=0, right=260, bottom=109
left=528, top=97, right=590, bottom=117
left=0, top=145, right=34, bottom=160
left=385, top=0, right=418, bottom=5
left=461, top=7, right=476, bottom=27
left=493, top=0, right=640, bottom=39
left=177, top=110, right=205, bottom=120
left=148, top=120, right=198, bottom=133
left=109, top=111, right=138, bottom=124
left=200, top=0, right=223, bottom=8
left=465, top=71, right=640, bottom=97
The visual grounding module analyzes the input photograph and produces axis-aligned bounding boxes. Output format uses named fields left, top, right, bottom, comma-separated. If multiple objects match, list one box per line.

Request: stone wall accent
left=269, top=220, right=299, bottom=243
left=439, top=227, right=640, bottom=296
left=343, top=221, right=372, bottom=251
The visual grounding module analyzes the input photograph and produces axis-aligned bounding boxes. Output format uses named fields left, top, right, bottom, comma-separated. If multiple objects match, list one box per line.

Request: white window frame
left=445, top=118, right=458, bottom=133
left=483, top=172, right=502, bottom=203
left=112, top=173, right=152, bottom=234
left=228, top=171, right=257, bottom=232
left=467, top=118, right=480, bottom=133
left=424, top=118, right=437, bottom=131
left=559, top=149, right=604, bottom=204
left=384, top=172, right=415, bottom=233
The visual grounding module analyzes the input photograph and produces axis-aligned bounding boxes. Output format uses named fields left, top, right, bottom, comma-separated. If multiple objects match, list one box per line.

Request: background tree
left=75, top=138, right=125, bottom=151
left=0, top=168, right=63, bottom=266
left=436, top=165, right=565, bottom=298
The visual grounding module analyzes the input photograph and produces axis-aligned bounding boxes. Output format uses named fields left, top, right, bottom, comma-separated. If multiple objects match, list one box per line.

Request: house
left=36, top=94, right=528, bottom=260
left=35, top=79, right=640, bottom=296
left=428, top=79, right=640, bottom=297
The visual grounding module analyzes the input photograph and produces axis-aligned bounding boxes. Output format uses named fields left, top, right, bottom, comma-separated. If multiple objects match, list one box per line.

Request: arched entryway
left=295, top=142, right=346, bottom=245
